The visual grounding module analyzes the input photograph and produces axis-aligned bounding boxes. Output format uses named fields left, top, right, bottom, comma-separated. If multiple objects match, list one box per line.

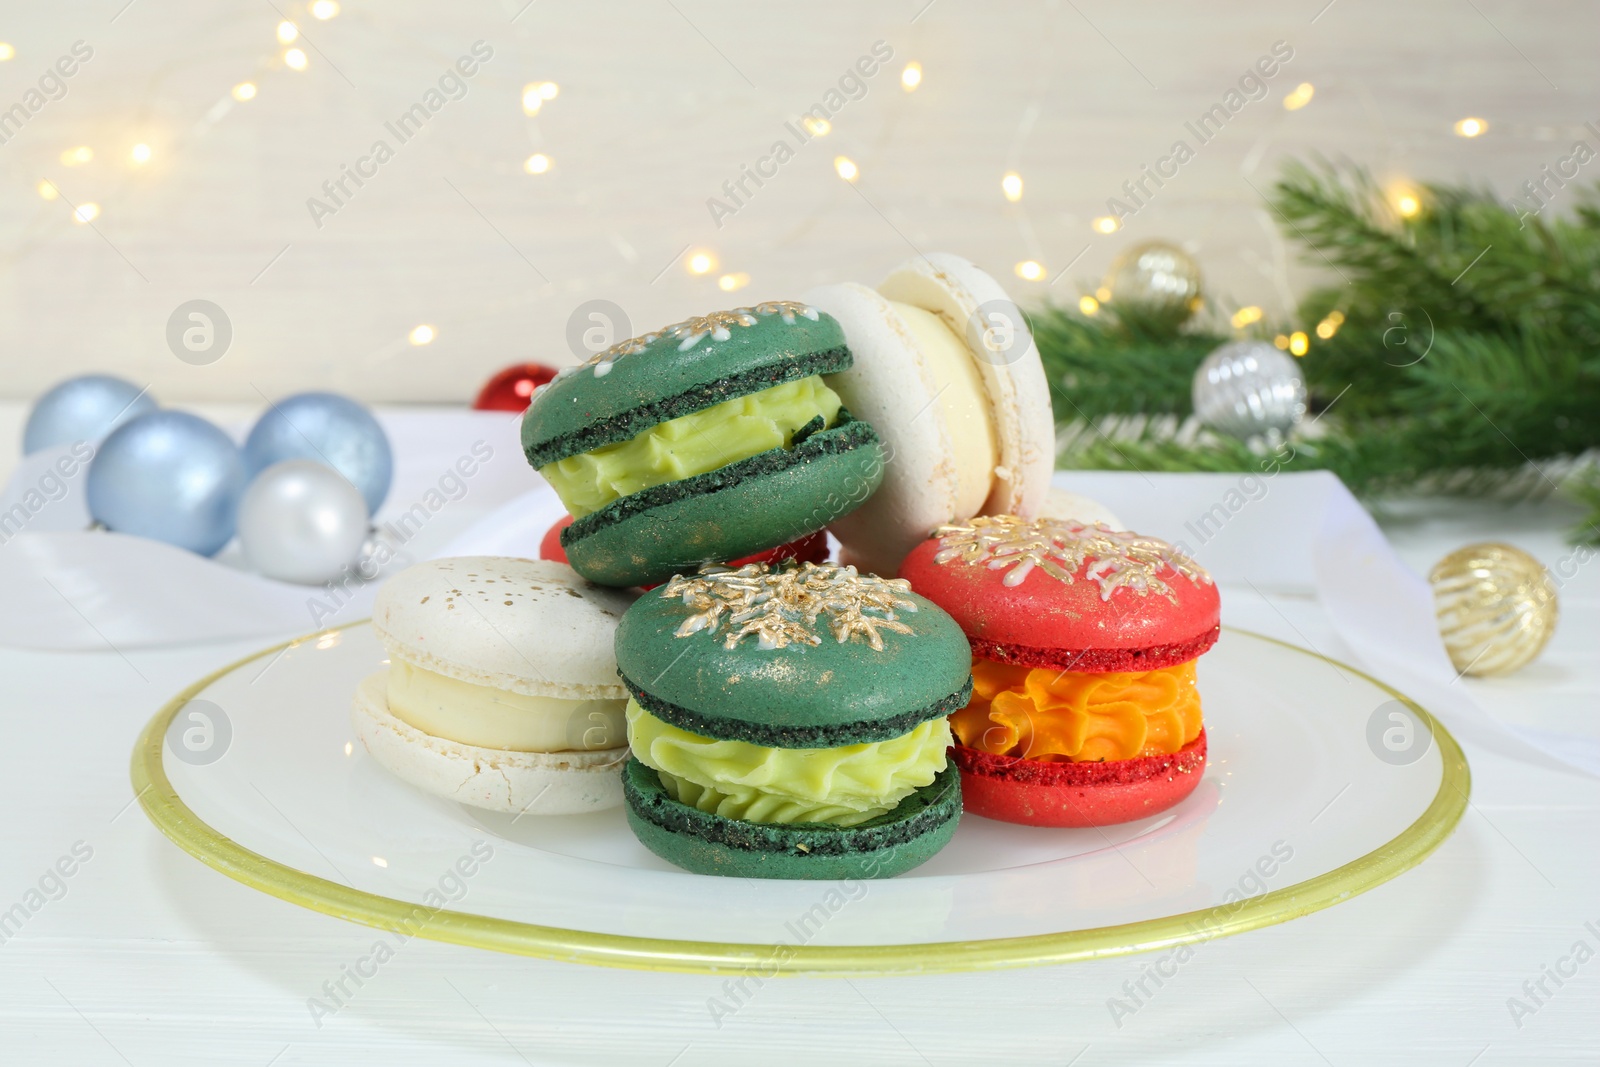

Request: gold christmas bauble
left=1429, top=542, right=1558, bottom=677
left=1104, top=241, right=1202, bottom=318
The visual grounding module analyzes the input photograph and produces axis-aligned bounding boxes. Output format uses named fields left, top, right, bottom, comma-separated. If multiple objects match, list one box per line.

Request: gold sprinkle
left=578, top=301, right=821, bottom=370
left=661, top=561, right=916, bottom=651
left=934, top=514, right=1212, bottom=603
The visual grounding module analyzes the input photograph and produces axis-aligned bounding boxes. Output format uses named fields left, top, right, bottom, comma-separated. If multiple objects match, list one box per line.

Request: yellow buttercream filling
left=626, top=699, right=950, bottom=827
left=540, top=375, right=843, bottom=518
left=387, top=659, right=627, bottom=752
left=889, top=301, right=998, bottom=516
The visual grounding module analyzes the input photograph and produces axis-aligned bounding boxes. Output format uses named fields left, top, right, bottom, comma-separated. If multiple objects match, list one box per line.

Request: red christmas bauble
left=472, top=363, right=559, bottom=412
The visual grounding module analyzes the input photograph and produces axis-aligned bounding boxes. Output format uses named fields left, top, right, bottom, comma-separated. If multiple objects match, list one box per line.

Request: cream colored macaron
left=807, top=252, right=1056, bottom=576
left=1040, top=487, right=1125, bottom=530
left=355, top=556, right=636, bottom=814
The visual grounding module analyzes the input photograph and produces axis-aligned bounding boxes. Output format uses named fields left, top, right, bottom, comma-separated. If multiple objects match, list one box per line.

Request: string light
left=60, top=146, right=93, bottom=166
left=1391, top=186, right=1421, bottom=217
left=1014, top=260, right=1045, bottom=281
left=36, top=181, right=58, bottom=200
left=277, top=21, right=298, bottom=44
left=521, top=84, right=543, bottom=116
left=901, top=62, right=922, bottom=91
left=523, top=153, right=551, bottom=174
left=1079, top=295, right=1100, bottom=315
left=802, top=115, right=831, bottom=136
left=1274, top=334, right=1291, bottom=350
left=284, top=48, right=308, bottom=71
left=0, top=42, right=14, bottom=61
left=310, top=0, right=339, bottom=19
left=1454, top=117, right=1487, bottom=138
left=718, top=272, right=750, bottom=292
left=686, top=249, right=717, bottom=275
left=1289, top=330, right=1309, bottom=356
left=1316, top=309, right=1345, bottom=339
left=73, top=203, right=100, bottom=224
left=131, top=143, right=152, bottom=164
left=1001, top=171, right=1023, bottom=202
left=371, top=855, right=388, bottom=868
left=1095, top=287, right=1111, bottom=302
left=834, top=156, right=859, bottom=182
left=538, top=82, right=559, bottom=100
left=343, top=741, right=353, bottom=756
left=1230, top=305, right=1263, bottom=329
left=1093, top=215, right=1121, bottom=234
left=233, top=82, right=258, bottom=102
left=408, top=324, right=436, bottom=345
left=1282, top=83, right=1314, bottom=111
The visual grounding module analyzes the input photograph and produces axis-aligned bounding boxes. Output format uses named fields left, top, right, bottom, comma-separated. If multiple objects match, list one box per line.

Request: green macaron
left=615, top=560, right=972, bottom=879
left=523, top=302, right=886, bottom=588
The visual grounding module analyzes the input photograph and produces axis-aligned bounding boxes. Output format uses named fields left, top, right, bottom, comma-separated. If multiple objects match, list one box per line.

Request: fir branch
left=1031, top=303, right=1223, bottom=420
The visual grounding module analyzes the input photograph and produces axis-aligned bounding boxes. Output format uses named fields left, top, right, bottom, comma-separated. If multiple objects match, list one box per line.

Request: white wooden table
left=0, top=405, right=1595, bottom=1066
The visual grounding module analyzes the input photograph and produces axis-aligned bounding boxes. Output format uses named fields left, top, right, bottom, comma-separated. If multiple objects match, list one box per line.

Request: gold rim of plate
left=130, top=622, right=1469, bottom=977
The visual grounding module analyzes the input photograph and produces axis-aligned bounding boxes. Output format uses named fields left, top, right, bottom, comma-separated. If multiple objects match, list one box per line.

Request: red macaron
left=899, top=514, right=1220, bottom=828
left=539, top=515, right=830, bottom=585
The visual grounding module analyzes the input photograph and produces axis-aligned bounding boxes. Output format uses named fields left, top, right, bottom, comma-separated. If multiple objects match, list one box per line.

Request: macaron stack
left=354, top=253, right=1196, bottom=876
left=615, top=560, right=972, bottom=878
left=354, top=556, right=635, bottom=814
left=900, top=515, right=1220, bottom=828
left=521, top=300, right=884, bottom=588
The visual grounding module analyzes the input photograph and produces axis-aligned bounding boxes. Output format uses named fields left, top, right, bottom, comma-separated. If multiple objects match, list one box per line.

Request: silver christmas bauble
left=238, top=460, right=370, bottom=584
left=1192, top=340, right=1308, bottom=440
left=1104, top=241, right=1202, bottom=315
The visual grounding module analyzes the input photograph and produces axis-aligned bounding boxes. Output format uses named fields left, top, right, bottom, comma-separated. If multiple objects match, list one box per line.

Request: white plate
left=134, top=622, right=1467, bottom=975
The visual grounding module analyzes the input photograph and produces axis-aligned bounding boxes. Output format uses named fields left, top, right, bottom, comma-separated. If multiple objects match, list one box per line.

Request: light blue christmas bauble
left=23, top=374, right=158, bottom=455
left=243, top=393, right=393, bottom=515
left=238, top=460, right=370, bottom=584
left=86, top=411, right=245, bottom=557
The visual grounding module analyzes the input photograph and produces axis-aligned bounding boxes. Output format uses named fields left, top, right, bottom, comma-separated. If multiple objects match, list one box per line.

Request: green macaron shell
left=623, top=759, right=961, bottom=879
left=562, top=413, right=885, bottom=589
left=523, top=305, right=852, bottom=469
left=614, top=568, right=973, bottom=747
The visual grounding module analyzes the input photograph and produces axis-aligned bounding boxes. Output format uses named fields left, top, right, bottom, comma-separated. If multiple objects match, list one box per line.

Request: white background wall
left=0, top=0, right=1594, bottom=403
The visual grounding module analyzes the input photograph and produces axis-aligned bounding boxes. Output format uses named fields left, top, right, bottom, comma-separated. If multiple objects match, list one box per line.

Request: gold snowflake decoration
left=573, top=301, right=824, bottom=375
left=661, top=561, right=917, bottom=651
left=750, top=300, right=821, bottom=325
left=933, top=515, right=1212, bottom=603
left=666, top=308, right=761, bottom=350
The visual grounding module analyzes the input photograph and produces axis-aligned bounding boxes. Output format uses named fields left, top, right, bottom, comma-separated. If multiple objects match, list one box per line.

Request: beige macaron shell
left=807, top=282, right=961, bottom=576
left=877, top=252, right=1055, bottom=519
left=371, top=556, right=634, bottom=701
left=353, top=672, right=625, bottom=814
left=1040, top=487, right=1126, bottom=530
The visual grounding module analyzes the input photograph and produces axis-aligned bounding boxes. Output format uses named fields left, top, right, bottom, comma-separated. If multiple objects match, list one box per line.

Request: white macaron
left=355, top=556, right=636, bottom=815
left=1040, top=487, right=1125, bottom=530
left=807, top=252, right=1056, bottom=576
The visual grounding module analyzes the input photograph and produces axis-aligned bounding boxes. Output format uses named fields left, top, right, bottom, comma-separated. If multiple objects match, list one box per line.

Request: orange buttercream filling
left=950, top=659, right=1203, bottom=763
